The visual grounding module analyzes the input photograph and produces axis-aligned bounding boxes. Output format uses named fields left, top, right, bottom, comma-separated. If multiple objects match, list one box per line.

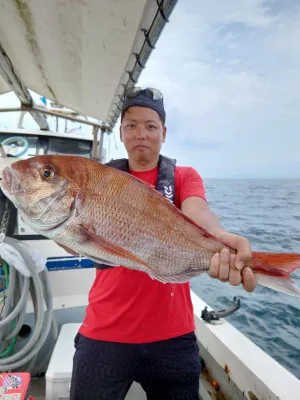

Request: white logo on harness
left=164, top=185, right=173, bottom=201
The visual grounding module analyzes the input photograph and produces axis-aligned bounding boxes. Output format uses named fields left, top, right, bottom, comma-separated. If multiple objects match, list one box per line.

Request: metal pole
left=0, top=107, right=28, bottom=113
left=0, top=144, right=6, bottom=158
left=98, top=128, right=105, bottom=163
left=17, top=111, right=26, bottom=129
left=92, top=126, right=99, bottom=159
left=22, top=105, right=105, bottom=130
left=0, top=106, right=105, bottom=131
left=0, top=43, right=49, bottom=130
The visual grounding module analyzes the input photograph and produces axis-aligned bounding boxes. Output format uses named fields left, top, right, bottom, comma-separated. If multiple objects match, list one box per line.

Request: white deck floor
left=31, top=378, right=201, bottom=400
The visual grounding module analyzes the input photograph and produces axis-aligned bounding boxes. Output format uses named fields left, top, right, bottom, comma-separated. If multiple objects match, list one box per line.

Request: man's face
left=120, top=106, right=167, bottom=164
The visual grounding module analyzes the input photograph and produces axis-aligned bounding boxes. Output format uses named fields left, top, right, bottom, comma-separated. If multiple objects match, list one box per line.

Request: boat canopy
left=0, top=0, right=178, bottom=131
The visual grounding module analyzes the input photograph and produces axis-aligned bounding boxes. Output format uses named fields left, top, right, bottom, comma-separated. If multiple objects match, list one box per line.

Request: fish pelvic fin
left=252, top=251, right=300, bottom=297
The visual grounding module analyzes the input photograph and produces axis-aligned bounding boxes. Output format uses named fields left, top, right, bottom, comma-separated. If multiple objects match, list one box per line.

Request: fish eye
left=40, top=168, right=54, bottom=181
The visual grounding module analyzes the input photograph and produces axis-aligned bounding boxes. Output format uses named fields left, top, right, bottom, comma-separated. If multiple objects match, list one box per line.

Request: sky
left=1, top=0, right=300, bottom=178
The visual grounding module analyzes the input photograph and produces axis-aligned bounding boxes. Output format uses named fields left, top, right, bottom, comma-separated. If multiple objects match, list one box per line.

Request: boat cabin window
left=47, top=137, right=91, bottom=157
left=0, top=133, right=93, bottom=160
left=0, top=134, right=39, bottom=159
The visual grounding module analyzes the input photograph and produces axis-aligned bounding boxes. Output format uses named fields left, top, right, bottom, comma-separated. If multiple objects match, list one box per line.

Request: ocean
left=190, top=179, right=300, bottom=379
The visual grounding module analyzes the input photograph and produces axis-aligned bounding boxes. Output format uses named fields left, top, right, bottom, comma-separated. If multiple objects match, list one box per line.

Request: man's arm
left=181, top=196, right=256, bottom=292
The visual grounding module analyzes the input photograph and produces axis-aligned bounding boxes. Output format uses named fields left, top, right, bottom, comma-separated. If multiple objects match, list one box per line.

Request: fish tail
left=251, top=251, right=300, bottom=297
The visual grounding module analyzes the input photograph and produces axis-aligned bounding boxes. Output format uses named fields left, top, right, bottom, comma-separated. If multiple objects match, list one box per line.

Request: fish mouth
left=2, top=167, right=24, bottom=195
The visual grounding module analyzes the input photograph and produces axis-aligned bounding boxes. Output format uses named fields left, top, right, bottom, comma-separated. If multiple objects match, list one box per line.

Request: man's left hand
left=208, top=231, right=257, bottom=292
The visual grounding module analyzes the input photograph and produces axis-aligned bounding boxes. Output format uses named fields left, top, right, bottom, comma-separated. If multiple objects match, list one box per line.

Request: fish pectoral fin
left=79, top=224, right=151, bottom=271
left=55, top=239, right=118, bottom=266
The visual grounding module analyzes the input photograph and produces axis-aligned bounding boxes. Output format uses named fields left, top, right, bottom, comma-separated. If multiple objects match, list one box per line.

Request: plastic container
left=45, top=323, right=81, bottom=400
left=0, top=372, right=31, bottom=399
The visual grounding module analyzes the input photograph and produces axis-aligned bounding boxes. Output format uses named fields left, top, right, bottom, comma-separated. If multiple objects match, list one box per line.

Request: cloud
left=123, top=0, right=300, bottom=178
left=1, top=0, right=299, bottom=178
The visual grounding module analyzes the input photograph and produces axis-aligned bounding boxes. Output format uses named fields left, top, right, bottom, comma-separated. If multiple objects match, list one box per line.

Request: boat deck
left=30, top=378, right=206, bottom=400
left=31, top=378, right=46, bottom=400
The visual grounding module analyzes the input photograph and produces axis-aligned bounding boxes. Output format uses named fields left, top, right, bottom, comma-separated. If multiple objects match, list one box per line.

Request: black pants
left=70, top=332, right=201, bottom=400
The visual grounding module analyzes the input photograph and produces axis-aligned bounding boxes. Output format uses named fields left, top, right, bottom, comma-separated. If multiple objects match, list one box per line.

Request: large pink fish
left=1, top=155, right=300, bottom=297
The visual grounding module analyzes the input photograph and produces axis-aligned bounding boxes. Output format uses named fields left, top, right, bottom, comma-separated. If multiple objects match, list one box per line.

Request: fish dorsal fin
left=79, top=224, right=155, bottom=273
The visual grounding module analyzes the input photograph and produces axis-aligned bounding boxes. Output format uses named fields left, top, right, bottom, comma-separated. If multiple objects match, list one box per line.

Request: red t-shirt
left=79, top=165, right=206, bottom=343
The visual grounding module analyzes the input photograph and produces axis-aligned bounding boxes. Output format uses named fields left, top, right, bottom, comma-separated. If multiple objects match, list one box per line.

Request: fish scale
left=1, top=154, right=300, bottom=295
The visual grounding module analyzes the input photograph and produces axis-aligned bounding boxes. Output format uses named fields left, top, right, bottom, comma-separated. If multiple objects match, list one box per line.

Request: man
left=70, top=88, right=256, bottom=400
